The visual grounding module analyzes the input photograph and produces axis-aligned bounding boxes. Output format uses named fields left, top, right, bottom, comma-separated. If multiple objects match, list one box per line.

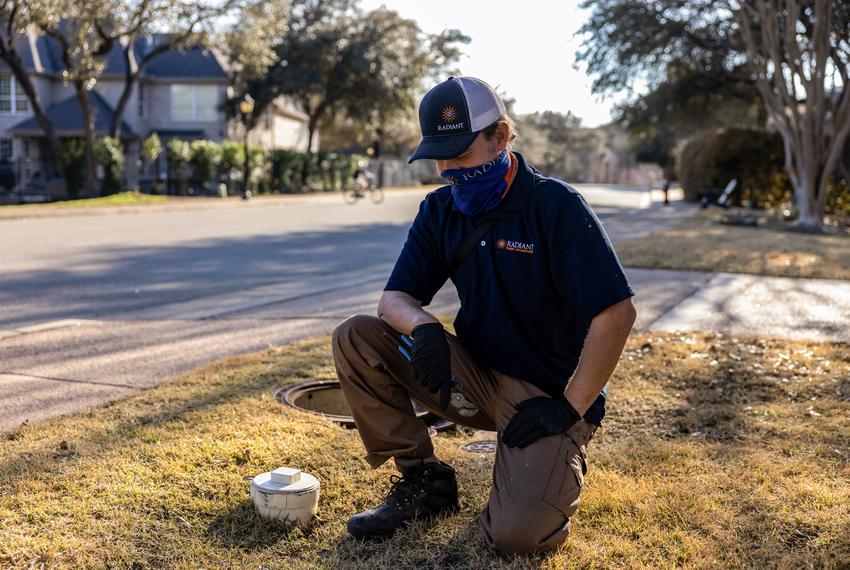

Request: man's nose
left=437, top=159, right=457, bottom=172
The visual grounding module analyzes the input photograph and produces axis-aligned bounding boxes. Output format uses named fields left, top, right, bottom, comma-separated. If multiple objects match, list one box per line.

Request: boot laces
left=385, top=471, right=427, bottom=506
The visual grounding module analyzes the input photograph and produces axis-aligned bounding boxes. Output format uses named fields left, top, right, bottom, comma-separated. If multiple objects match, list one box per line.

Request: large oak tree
left=242, top=0, right=468, bottom=155
left=578, top=0, right=849, bottom=226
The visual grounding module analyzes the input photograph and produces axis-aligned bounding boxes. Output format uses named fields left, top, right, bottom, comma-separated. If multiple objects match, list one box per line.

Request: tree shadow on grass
left=320, top=518, right=537, bottom=570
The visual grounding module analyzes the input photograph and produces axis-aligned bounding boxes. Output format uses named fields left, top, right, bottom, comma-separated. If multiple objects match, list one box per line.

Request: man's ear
left=497, top=121, right=509, bottom=150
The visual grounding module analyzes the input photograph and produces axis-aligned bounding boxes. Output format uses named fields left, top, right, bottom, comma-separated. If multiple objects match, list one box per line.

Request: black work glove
left=502, top=396, right=582, bottom=449
left=409, top=323, right=452, bottom=410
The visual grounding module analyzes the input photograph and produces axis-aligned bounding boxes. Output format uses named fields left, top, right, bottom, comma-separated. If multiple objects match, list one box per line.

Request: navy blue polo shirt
left=385, top=152, right=634, bottom=424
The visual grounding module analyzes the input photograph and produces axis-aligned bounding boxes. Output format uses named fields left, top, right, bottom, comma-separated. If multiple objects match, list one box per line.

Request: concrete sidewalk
left=632, top=269, right=850, bottom=341
left=2, top=265, right=848, bottom=433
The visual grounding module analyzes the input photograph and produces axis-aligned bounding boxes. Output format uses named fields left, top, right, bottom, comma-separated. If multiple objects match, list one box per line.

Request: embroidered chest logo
left=496, top=238, right=535, bottom=254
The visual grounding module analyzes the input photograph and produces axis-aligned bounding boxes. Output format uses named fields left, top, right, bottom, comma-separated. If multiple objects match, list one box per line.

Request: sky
left=359, top=0, right=626, bottom=127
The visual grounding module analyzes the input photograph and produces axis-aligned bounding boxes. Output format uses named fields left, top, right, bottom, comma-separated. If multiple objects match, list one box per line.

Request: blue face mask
left=441, top=150, right=510, bottom=216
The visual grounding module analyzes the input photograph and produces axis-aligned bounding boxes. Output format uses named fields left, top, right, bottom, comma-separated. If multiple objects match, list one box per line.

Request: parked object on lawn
left=250, top=467, right=320, bottom=526
left=701, top=179, right=738, bottom=209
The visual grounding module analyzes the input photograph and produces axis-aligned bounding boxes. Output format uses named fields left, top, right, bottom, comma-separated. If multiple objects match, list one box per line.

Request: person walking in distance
left=332, top=76, right=637, bottom=555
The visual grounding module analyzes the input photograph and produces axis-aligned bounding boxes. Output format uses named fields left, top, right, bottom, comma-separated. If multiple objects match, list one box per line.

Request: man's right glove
left=502, top=396, right=582, bottom=448
left=409, top=322, right=453, bottom=410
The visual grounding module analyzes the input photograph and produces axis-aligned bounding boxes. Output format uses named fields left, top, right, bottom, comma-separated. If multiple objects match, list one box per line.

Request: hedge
left=676, top=128, right=792, bottom=208
left=154, top=140, right=365, bottom=195
left=676, top=128, right=849, bottom=215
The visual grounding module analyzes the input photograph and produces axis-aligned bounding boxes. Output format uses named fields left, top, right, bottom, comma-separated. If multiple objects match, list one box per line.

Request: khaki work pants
left=332, top=315, right=596, bottom=555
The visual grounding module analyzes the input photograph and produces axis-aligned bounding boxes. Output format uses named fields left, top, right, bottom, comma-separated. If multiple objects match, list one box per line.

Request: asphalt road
left=0, top=184, right=685, bottom=432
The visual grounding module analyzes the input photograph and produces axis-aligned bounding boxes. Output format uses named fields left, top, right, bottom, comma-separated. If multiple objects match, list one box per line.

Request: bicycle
left=343, top=170, right=384, bottom=204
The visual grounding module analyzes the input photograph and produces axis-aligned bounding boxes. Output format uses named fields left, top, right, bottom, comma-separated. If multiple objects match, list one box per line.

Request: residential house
left=0, top=27, right=314, bottom=200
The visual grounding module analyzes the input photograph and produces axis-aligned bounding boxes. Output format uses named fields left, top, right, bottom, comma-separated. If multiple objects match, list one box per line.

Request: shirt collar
left=449, top=150, right=535, bottom=214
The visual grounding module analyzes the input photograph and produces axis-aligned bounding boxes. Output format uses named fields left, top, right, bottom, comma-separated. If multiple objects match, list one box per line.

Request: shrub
left=166, top=139, right=192, bottom=195
left=141, top=133, right=162, bottom=164
left=57, top=138, right=86, bottom=199
left=827, top=177, right=850, bottom=218
left=189, top=140, right=222, bottom=193
left=95, top=137, right=125, bottom=196
left=247, top=146, right=267, bottom=192
left=676, top=128, right=792, bottom=208
left=220, top=141, right=244, bottom=171
left=218, top=141, right=245, bottom=194
left=269, top=149, right=305, bottom=193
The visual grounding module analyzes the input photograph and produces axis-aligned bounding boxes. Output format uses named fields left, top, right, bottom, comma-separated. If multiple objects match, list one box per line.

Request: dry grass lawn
left=616, top=209, right=850, bottom=280
left=1, top=331, right=848, bottom=569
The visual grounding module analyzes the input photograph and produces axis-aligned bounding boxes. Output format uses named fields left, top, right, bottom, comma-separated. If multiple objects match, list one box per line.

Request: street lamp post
left=239, top=94, right=255, bottom=200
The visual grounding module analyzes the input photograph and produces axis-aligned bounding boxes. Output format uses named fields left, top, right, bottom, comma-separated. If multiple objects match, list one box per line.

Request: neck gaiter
left=441, top=149, right=511, bottom=216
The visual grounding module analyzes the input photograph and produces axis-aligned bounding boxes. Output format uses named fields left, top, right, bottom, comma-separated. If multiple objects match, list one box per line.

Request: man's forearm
left=377, top=290, right=440, bottom=336
left=564, top=298, right=637, bottom=415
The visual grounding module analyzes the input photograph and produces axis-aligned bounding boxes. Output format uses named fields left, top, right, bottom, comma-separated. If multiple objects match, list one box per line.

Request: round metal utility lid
left=252, top=467, right=320, bottom=494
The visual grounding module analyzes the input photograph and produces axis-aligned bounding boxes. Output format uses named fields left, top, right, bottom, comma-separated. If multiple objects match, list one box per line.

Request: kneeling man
left=333, top=76, right=636, bottom=554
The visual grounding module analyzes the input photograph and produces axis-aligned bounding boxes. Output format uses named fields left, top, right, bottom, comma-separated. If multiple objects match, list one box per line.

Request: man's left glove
left=502, top=396, right=582, bottom=448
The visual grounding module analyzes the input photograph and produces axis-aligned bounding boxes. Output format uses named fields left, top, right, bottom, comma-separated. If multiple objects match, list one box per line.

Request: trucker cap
left=408, top=76, right=506, bottom=163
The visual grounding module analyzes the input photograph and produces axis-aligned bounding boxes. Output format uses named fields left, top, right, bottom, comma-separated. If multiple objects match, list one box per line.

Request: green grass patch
left=1, top=332, right=848, bottom=568
left=7, top=191, right=168, bottom=210
left=616, top=209, right=850, bottom=280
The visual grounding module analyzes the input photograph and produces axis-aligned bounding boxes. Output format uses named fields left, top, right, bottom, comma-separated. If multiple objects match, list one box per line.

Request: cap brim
left=407, top=132, right=479, bottom=164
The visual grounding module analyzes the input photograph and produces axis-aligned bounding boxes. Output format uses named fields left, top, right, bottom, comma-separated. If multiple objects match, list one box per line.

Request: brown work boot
left=347, top=460, right=459, bottom=539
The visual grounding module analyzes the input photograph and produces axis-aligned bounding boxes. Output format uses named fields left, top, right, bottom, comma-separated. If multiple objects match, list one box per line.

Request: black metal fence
left=0, top=154, right=440, bottom=205
left=0, top=156, right=144, bottom=204
left=0, top=157, right=68, bottom=204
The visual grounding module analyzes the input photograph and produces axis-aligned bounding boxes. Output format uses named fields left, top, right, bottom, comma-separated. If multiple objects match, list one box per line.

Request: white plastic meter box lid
left=252, top=467, right=320, bottom=494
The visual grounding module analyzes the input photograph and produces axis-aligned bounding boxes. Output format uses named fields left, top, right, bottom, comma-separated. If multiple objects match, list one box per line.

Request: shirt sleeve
left=384, top=196, right=449, bottom=306
left=548, top=191, right=634, bottom=330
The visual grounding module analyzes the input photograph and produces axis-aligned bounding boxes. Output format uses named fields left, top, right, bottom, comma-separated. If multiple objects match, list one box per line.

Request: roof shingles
left=9, top=91, right=135, bottom=138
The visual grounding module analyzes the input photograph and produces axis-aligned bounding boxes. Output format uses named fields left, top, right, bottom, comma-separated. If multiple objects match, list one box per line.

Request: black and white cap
left=407, top=76, right=506, bottom=164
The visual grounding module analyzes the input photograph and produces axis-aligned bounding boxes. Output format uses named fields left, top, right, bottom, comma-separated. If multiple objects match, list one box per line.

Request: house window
left=0, top=74, right=28, bottom=113
left=170, top=84, right=218, bottom=121
left=0, top=139, right=12, bottom=159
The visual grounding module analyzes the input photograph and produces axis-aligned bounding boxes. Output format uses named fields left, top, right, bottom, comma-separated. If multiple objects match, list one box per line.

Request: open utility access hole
left=275, top=380, right=454, bottom=432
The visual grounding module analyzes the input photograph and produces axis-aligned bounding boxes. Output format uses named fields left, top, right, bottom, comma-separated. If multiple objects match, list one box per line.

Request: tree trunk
left=109, top=64, right=138, bottom=138
left=0, top=40, right=64, bottom=189
left=734, top=0, right=850, bottom=229
left=111, top=47, right=138, bottom=138
left=793, top=170, right=821, bottom=228
left=76, top=86, right=98, bottom=198
left=306, top=119, right=317, bottom=155
left=0, top=22, right=59, bottom=155
left=302, top=115, right=319, bottom=191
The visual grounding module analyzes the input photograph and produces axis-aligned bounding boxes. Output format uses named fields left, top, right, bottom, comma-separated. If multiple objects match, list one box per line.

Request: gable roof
left=0, top=29, right=227, bottom=80
left=135, top=37, right=228, bottom=78
left=9, top=90, right=136, bottom=138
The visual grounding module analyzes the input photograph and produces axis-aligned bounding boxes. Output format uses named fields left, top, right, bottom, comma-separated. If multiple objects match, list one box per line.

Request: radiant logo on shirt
left=496, top=238, right=534, bottom=254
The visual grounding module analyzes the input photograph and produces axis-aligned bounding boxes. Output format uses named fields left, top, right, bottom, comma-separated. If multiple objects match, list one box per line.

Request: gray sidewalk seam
left=0, top=371, right=139, bottom=390
left=640, top=271, right=717, bottom=331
